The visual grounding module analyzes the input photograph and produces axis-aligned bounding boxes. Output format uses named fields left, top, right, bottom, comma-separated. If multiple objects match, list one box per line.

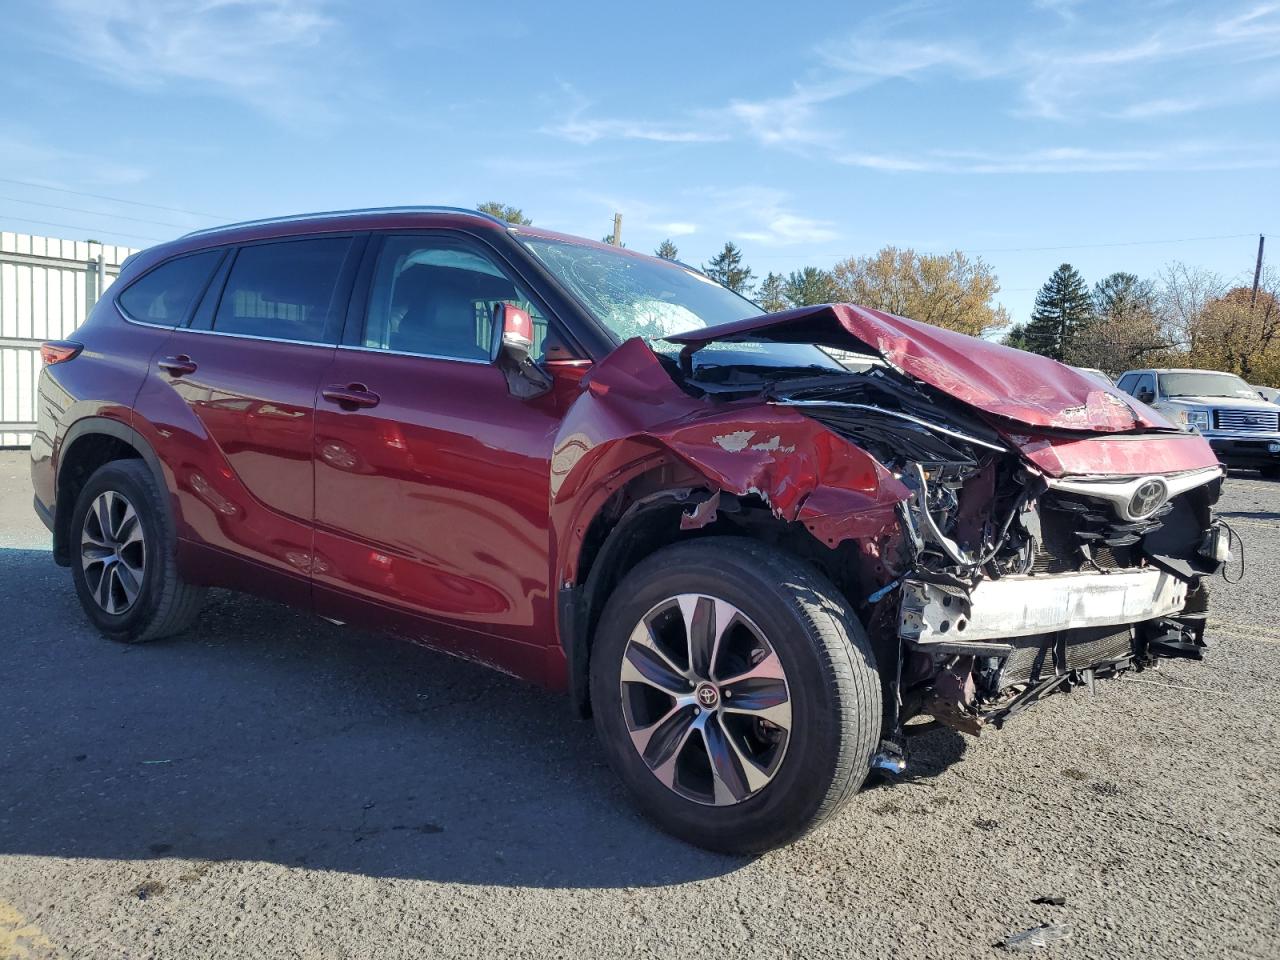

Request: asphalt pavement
left=1, top=449, right=1277, bottom=959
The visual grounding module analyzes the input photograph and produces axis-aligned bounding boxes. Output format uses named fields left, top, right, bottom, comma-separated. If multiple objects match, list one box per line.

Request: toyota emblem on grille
left=1127, top=477, right=1169, bottom=519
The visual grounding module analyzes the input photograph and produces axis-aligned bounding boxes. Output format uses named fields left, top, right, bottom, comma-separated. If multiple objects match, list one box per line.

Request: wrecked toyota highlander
left=32, top=208, right=1231, bottom=854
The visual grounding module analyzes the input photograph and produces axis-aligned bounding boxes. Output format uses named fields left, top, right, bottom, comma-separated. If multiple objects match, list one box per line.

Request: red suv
left=32, top=207, right=1230, bottom=853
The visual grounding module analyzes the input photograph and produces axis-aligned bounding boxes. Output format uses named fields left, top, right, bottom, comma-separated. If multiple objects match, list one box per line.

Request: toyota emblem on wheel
left=696, top=683, right=719, bottom=708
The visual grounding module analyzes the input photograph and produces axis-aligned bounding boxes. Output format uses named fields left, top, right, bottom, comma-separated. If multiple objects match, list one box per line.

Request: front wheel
left=590, top=537, right=882, bottom=854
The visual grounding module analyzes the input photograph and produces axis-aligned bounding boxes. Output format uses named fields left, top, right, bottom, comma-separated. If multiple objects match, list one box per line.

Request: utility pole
left=611, top=212, right=623, bottom=247
left=1251, top=234, right=1265, bottom=308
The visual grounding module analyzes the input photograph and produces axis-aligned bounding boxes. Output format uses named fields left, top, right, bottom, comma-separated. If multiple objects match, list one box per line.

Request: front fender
left=549, top=338, right=910, bottom=588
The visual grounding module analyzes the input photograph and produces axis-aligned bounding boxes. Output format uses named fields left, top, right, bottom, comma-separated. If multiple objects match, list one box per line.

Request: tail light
left=40, top=340, right=83, bottom=365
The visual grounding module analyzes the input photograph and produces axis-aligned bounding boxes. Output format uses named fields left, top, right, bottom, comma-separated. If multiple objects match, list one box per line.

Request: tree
left=703, top=242, right=755, bottom=295
left=601, top=232, right=626, bottom=247
left=784, top=267, right=839, bottom=307
left=655, top=239, right=679, bottom=260
left=1024, top=263, right=1093, bottom=360
left=1002, top=323, right=1030, bottom=351
left=831, top=246, right=1008, bottom=337
left=477, top=202, right=531, bottom=225
left=757, top=272, right=789, bottom=312
left=1063, top=272, right=1164, bottom=372
left=1146, top=263, right=1280, bottom=383
left=1092, top=272, right=1155, bottom=320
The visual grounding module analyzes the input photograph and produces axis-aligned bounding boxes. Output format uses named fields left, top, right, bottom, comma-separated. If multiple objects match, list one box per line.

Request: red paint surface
left=1009, top=431, right=1220, bottom=477
left=667, top=303, right=1173, bottom=432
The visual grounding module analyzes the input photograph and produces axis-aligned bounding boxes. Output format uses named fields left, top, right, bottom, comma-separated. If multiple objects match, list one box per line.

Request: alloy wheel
left=81, top=490, right=146, bottom=615
left=619, top=594, right=792, bottom=806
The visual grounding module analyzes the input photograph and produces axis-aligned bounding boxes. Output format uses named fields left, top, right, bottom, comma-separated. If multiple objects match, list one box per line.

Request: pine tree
left=655, top=239, right=679, bottom=260
left=784, top=267, right=839, bottom=307
left=1002, top=323, right=1030, bottom=351
left=702, top=242, right=755, bottom=295
left=1025, top=263, right=1093, bottom=360
left=757, top=272, right=789, bottom=312
left=476, top=202, right=531, bottom=225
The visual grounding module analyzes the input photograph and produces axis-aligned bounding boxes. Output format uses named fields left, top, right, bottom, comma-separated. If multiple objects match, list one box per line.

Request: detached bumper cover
left=900, top=569, right=1190, bottom=646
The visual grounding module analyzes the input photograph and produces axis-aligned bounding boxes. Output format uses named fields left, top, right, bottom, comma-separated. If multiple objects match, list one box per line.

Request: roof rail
left=179, top=205, right=509, bottom=240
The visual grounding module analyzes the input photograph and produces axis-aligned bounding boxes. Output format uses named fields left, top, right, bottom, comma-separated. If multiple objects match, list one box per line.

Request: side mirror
left=495, top=302, right=552, bottom=399
left=1136, top=389, right=1155, bottom=404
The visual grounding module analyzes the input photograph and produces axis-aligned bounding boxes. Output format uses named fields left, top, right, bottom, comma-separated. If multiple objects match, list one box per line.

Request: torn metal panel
left=549, top=337, right=913, bottom=588
left=666, top=303, right=1172, bottom=432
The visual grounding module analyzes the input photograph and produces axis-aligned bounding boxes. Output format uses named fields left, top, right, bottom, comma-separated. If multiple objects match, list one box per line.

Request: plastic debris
left=1031, top=895, right=1067, bottom=907
left=999, top=925, right=1073, bottom=951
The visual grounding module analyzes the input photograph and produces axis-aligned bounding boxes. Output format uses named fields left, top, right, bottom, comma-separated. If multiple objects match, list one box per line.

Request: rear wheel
left=590, top=537, right=881, bottom=854
left=69, top=460, right=205, bottom=643
left=1259, top=465, right=1280, bottom=480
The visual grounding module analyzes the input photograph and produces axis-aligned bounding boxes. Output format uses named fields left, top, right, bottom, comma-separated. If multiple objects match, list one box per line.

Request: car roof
left=1121, top=368, right=1244, bottom=375
left=125, top=206, right=666, bottom=276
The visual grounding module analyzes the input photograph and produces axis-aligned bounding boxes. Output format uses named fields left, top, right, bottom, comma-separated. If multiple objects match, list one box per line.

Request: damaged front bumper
left=894, top=571, right=1208, bottom=736
left=899, top=570, right=1190, bottom=649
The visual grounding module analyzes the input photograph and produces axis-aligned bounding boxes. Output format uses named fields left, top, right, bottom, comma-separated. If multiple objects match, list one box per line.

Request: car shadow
left=0, top=546, right=965, bottom=889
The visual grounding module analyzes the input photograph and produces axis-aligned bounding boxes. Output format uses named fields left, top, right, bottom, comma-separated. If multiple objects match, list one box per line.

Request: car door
left=134, top=234, right=362, bottom=601
left=311, top=232, right=579, bottom=678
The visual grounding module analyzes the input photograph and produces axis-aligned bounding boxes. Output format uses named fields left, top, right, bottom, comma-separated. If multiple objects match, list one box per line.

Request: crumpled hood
left=666, top=303, right=1172, bottom=433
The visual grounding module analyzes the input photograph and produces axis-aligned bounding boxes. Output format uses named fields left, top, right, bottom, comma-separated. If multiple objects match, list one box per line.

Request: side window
left=362, top=236, right=549, bottom=361
left=1133, top=373, right=1156, bottom=399
left=1116, top=373, right=1137, bottom=394
left=213, top=237, right=351, bottom=343
left=116, top=251, right=222, bottom=327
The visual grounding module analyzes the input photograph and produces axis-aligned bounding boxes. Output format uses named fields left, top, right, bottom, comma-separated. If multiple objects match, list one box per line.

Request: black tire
left=1259, top=465, right=1280, bottom=480
left=590, top=537, right=881, bottom=854
left=69, top=459, right=206, bottom=643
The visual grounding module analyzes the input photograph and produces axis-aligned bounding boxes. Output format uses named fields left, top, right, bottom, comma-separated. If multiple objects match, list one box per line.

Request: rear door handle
left=158, top=355, right=198, bottom=376
left=321, top=383, right=380, bottom=409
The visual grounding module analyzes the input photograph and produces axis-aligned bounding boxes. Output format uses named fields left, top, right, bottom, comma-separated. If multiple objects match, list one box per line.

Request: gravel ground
left=1, top=449, right=1277, bottom=959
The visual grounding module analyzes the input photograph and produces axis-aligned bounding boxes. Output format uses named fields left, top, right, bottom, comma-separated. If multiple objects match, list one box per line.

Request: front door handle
left=321, top=383, right=381, bottom=409
left=158, top=355, right=197, bottom=376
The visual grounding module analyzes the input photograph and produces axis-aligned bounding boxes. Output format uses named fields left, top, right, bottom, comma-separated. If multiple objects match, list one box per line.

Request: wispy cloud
left=837, top=142, right=1274, bottom=174
left=37, top=0, right=344, bottom=124
left=543, top=83, right=726, bottom=145
left=662, top=222, right=698, bottom=236
left=705, top=187, right=839, bottom=246
left=0, top=125, right=149, bottom=187
left=542, top=3, right=1280, bottom=173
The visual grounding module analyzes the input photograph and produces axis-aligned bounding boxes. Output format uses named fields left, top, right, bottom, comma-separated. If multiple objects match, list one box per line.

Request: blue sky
left=1, top=0, right=1278, bottom=323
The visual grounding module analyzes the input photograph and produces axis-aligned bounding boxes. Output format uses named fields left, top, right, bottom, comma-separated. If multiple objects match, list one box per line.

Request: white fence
left=0, top=232, right=139, bottom=447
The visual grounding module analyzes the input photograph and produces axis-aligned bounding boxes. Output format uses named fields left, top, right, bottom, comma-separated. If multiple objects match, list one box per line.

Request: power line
left=0, top=194, right=187, bottom=229
left=968, top=232, right=1258, bottom=254
left=0, top=176, right=225, bottom=220
left=0, top=214, right=164, bottom=243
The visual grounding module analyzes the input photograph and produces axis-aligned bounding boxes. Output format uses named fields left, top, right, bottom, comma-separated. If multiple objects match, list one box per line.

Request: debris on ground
left=1031, top=895, right=1067, bottom=906
left=998, top=925, right=1072, bottom=951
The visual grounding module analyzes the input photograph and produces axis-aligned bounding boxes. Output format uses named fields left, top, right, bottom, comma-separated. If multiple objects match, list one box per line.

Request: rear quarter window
left=116, top=250, right=223, bottom=327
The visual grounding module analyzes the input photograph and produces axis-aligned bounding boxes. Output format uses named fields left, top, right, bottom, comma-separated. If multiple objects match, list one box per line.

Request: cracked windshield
left=522, top=236, right=842, bottom=373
